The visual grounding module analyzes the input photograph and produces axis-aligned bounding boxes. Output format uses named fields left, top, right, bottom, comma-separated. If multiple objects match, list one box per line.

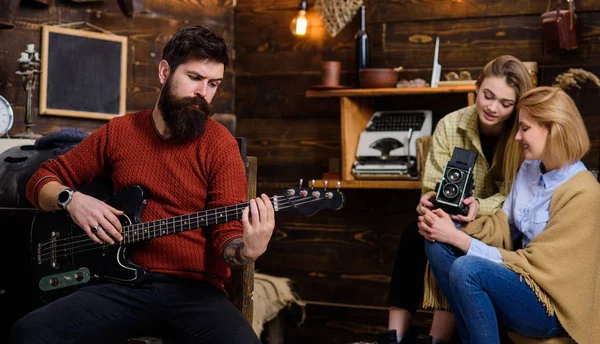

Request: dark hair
left=161, top=25, right=230, bottom=72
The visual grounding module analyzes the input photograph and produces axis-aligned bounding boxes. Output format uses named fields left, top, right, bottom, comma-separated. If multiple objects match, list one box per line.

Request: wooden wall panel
left=372, top=13, right=600, bottom=70
left=237, top=1, right=600, bottom=342
left=237, top=117, right=340, bottom=181
left=237, top=0, right=600, bottom=21
left=235, top=8, right=358, bottom=76
left=0, top=0, right=233, bottom=136
left=235, top=74, right=341, bottom=119
left=370, top=0, right=600, bottom=23
left=258, top=188, right=421, bottom=306
left=237, top=10, right=600, bottom=76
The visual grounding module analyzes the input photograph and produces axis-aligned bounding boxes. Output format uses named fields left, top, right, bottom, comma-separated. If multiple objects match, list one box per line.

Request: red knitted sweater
left=26, top=110, right=248, bottom=290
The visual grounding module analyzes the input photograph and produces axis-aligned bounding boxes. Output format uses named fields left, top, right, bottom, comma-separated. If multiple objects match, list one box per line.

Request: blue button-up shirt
left=467, top=160, right=587, bottom=263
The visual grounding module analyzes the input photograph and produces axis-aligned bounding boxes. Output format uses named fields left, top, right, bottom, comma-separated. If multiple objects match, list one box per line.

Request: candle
left=26, top=44, right=35, bottom=53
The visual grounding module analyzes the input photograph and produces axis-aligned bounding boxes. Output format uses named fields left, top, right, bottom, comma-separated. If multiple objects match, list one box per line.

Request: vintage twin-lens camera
left=433, top=147, right=478, bottom=216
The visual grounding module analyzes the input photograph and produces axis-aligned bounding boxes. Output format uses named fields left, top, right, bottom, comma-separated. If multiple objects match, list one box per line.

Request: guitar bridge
left=50, top=231, right=59, bottom=268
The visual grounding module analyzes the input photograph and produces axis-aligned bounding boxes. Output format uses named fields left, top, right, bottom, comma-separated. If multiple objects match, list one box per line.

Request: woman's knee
left=449, top=256, right=487, bottom=289
left=424, top=240, right=454, bottom=263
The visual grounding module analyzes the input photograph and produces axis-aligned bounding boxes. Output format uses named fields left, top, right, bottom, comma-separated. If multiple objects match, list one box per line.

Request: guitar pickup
left=39, top=268, right=91, bottom=291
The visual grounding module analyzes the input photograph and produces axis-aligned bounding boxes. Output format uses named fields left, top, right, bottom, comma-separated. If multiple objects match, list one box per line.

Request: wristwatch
left=57, top=188, right=75, bottom=210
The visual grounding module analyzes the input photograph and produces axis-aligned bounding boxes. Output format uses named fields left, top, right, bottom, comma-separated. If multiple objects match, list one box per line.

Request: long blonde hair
left=476, top=55, right=534, bottom=193
left=503, top=87, right=590, bottom=187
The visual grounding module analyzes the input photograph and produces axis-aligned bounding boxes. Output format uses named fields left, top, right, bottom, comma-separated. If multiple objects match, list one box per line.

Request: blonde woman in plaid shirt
left=381, top=56, right=533, bottom=344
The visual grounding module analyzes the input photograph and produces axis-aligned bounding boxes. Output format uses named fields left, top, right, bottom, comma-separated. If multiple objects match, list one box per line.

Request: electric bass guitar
left=30, top=184, right=345, bottom=302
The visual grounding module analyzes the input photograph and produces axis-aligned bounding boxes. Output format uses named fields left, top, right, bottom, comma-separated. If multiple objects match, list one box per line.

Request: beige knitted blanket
left=252, top=272, right=306, bottom=337
left=422, top=171, right=600, bottom=343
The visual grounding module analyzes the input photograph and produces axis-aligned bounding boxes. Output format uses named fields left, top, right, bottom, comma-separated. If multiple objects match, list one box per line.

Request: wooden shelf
left=258, top=179, right=422, bottom=190
left=311, top=179, right=422, bottom=189
left=303, top=85, right=474, bottom=190
left=305, top=85, right=476, bottom=98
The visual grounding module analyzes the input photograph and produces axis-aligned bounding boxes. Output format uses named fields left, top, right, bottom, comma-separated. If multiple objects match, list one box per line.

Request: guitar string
left=37, top=196, right=330, bottom=262
left=40, top=194, right=300, bottom=248
left=38, top=197, right=324, bottom=261
left=41, top=194, right=316, bottom=251
left=38, top=193, right=315, bottom=250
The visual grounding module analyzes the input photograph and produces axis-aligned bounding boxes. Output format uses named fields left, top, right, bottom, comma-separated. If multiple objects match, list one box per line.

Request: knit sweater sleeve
left=206, top=137, right=248, bottom=257
left=26, top=125, right=109, bottom=209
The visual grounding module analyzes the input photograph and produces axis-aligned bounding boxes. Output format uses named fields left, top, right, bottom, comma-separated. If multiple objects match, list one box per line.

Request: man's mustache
left=177, top=95, right=213, bottom=111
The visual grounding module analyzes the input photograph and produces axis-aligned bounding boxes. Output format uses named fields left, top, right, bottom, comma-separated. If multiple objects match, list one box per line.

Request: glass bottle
left=356, top=5, right=370, bottom=86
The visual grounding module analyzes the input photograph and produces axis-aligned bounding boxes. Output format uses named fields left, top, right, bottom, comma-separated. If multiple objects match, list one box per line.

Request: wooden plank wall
left=0, top=0, right=234, bottom=136
left=236, top=1, right=600, bottom=343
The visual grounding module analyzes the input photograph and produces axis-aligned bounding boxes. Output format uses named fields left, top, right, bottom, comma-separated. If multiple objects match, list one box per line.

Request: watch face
left=58, top=190, right=70, bottom=203
left=0, top=95, right=14, bottom=135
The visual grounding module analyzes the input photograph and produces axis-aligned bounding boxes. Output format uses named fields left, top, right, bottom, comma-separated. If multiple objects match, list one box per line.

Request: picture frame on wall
left=39, top=25, right=128, bottom=120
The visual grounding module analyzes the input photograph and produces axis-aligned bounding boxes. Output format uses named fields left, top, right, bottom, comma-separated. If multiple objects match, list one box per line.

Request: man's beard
left=157, top=78, right=214, bottom=142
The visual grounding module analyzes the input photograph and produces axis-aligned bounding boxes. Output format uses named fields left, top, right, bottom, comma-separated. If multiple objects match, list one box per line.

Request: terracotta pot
left=321, top=61, right=341, bottom=87
left=359, top=68, right=399, bottom=88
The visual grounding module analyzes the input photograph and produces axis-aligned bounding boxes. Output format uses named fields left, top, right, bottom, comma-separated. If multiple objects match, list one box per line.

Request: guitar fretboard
left=121, top=201, right=263, bottom=244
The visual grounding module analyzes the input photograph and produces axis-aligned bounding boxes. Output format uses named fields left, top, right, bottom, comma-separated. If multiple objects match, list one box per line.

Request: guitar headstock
left=274, top=180, right=345, bottom=217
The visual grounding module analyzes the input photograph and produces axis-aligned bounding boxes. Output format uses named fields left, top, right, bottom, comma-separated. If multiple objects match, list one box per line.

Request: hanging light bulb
left=290, top=0, right=308, bottom=37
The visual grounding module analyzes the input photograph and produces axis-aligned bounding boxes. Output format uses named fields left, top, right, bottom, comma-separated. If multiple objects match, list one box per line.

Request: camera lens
left=447, top=168, right=462, bottom=183
left=442, top=183, right=459, bottom=199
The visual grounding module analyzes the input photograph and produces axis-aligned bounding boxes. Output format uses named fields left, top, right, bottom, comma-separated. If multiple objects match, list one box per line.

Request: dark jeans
left=388, top=219, right=427, bottom=314
left=425, top=241, right=565, bottom=344
left=9, top=277, right=260, bottom=344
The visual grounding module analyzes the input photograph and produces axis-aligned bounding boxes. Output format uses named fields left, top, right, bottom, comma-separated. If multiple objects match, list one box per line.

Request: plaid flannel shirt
left=421, top=105, right=506, bottom=216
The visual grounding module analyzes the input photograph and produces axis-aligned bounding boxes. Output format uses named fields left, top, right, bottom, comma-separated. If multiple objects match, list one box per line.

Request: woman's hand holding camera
left=417, top=191, right=437, bottom=214
left=451, top=196, right=479, bottom=223
left=418, top=208, right=472, bottom=252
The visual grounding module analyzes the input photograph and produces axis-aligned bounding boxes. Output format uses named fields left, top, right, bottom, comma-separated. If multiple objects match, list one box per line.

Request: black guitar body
left=29, top=183, right=345, bottom=305
left=30, top=185, right=149, bottom=303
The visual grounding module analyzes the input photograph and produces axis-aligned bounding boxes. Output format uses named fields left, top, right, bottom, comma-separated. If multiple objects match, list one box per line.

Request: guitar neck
left=121, top=201, right=258, bottom=244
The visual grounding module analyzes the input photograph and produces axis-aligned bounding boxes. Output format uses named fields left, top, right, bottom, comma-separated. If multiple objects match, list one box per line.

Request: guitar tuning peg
left=299, top=178, right=303, bottom=188
left=336, top=181, right=341, bottom=191
left=311, top=179, right=315, bottom=189
left=324, top=180, right=328, bottom=190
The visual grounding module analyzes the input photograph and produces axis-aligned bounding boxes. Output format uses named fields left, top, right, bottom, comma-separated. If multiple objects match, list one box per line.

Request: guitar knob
left=74, top=272, right=85, bottom=281
left=49, top=277, right=59, bottom=287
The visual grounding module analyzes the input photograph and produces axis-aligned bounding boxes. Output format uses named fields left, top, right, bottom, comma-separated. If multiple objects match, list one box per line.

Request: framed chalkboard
left=39, top=25, right=127, bottom=120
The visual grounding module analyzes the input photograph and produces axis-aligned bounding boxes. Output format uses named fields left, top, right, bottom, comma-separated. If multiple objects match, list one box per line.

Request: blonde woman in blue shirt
left=419, top=87, right=600, bottom=343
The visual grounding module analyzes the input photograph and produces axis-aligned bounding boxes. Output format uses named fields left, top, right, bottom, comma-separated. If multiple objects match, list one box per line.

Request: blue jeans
left=425, top=241, right=566, bottom=344
left=9, top=279, right=260, bottom=344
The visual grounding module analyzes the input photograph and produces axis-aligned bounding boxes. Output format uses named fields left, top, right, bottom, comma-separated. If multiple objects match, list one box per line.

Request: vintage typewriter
left=352, top=110, right=432, bottom=178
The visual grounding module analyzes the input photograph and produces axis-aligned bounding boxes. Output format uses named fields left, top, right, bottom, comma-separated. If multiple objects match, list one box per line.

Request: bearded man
left=10, top=25, right=273, bottom=344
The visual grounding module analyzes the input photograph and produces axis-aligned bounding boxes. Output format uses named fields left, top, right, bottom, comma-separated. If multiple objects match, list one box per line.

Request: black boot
left=415, top=335, right=432, bottom=344
left=415, top=335, right=447, bottom=344
left=375, top=330, right=417, bottom=344
left=399, top=331, right=417, bottom=344
left=376, top=330, right=398, bottom=344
